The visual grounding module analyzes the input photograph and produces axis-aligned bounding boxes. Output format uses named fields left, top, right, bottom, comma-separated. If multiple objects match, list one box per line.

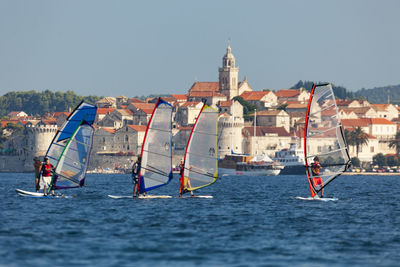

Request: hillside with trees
left=353, top=85, right=400, bottom=104
left=290, top=80, right=400, bottom=104
left=0, top=90, right=102, bottom=116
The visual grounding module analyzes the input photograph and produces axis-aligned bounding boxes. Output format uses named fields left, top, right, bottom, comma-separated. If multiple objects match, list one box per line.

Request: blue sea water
left=1, top=173, right=400, bottom=266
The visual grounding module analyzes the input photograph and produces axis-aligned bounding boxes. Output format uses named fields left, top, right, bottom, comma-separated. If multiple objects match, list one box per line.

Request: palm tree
left=389, top=130, right=400, bottom=156
left=350, top=127, right=369, bottom=158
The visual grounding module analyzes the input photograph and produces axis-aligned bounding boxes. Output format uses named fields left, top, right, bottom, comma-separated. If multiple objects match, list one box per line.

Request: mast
left=253, top=109, right=256, bottom=155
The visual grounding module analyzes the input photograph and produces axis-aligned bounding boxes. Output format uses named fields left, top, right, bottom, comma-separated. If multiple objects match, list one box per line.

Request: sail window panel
left=184, top=106, right=218, bottom=191
left=140, top=101, right=173, bottom=191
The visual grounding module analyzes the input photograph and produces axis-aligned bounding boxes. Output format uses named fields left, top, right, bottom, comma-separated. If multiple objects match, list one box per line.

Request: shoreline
left=342, top=172, right=400, bottom=176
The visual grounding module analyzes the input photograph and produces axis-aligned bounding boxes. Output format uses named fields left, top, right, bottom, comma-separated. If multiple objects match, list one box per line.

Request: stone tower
left=217, top=100, right=244, bottom=158
left=219, top=45, right=239, bottom=100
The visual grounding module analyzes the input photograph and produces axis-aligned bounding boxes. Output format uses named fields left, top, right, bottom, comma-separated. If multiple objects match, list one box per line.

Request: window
left=317, top=146, right=321, bottom=152
left=370, top=146, right=374, bottom=153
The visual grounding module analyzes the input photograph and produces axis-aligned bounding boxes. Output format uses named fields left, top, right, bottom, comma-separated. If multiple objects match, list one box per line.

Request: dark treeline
left=354, top=85, right=400, bottom=104
left=290, top=80, right=400, bottom=104
left=0, top=90, right=102, bottom=117
left=290, top=80, right=354, bottom=100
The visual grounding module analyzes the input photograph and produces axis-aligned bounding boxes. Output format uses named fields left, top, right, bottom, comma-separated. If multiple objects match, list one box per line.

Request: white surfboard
left=296, top=196, right=338, bottom=202
left=108, top=195, right=172, bottom=199
left=16, top=189, right=70, bottom=198
left=180, top=195, right=213, bottom=199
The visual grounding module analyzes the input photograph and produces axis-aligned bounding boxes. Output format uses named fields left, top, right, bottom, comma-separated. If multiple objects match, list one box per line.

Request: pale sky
left=0, top=0, right=399, bottom=97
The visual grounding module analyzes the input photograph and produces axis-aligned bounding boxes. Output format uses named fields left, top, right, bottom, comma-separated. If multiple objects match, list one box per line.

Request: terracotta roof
left=177, top=126, right=193, bottom=130
left=219, top=100, right=232, bottom=107
left=97, top=108, right=114, bottom=114
left=275, top=89, right=301, bottom=98
left=171, top=94, right=187, bottom=101
left=189, top=82, right=219, bottom=92
left=341, top=118, right=396, bottom=127
left=188, top=91, right=226, bottom=98
left=101, top=127, right=115, bottom=134
left=40, top=119, right=57, bottom=125
left=181, top=101, right=202, bottom=108
left=370, top=118, right=396, bottom=125
left=243, top=126, right=290, bottom=137
left=126, top=125, right=147, bottom=132
left=130, top=103, right=156, bottom=114
left=240, top=91, right=273, bottom=101
left=336, top=99, right=353, bottom=106
left=371, top=104, right=391, bottom=111
left=128, top=98, right=145, bottom=104
left=321, top=109, right=337, bottom=116
left=286, top=103, right=307, bottom=109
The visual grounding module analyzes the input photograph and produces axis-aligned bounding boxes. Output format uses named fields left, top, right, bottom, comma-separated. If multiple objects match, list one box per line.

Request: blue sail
left=44, top=102, right=97, bottom=189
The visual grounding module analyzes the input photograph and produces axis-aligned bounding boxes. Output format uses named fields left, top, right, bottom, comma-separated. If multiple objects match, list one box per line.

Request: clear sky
left=0, top=0, right=399, bottom=97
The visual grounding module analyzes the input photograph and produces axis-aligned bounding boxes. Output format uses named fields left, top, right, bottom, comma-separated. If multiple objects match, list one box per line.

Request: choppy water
left=1, top=173, right=400, bottom=266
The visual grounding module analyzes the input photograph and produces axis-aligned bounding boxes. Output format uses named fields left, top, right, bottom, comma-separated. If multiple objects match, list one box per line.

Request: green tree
left=350, top=157, right=360, bottom=167
left=349, top=127, right=369, bottom=158
left=232, top=96, right=257, bottom=120
left=389, top=130, right=400, bottom=156
left=276, top=103, right=288, bottom=111
left=373, top=153, right=387, bottom=167
left=386, top=155, right=398, bottom=167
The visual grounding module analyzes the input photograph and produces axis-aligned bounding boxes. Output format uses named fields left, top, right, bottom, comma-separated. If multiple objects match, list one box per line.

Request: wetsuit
left=311, top=162, right=322, bottom=187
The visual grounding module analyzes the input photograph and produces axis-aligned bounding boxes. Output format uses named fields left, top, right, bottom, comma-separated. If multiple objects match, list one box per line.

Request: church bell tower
left=219, top=45, right=239, bottom=100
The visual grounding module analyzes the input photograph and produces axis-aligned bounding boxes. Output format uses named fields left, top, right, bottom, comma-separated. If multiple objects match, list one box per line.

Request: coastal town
left=1, top=45, right=399, bottom=173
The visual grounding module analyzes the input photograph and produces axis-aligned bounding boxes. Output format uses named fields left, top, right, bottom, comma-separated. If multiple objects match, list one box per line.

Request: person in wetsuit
left=40, top=157, right=55, bottom=196
left=33, top=157, right=41, bottom=192
left=178, top=158, right=194, bottom=198
left=132, top=156, right=141, bottom=197
left=311, top=156, right=324, bottom=197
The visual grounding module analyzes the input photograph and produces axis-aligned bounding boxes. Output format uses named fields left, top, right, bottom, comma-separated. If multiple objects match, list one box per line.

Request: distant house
left=96, top=108, right=114, bottom=122
left=175, top=101, right=203, bottom=126
left=7, top=111, right=28, bottom=118
left=114, top=125, right=147, bottom=155
left=187, top=91, right=227, bottom=106
left=240, top=90, right=277, bottom=110
left=218, top=100, right=243, bottom=118
left=275, top=89, right=309, bottom=103
left=171, top=94, right=188, bottom=103
left=127, top=103, right=155, bottom=125
left=340, top=107, right=377, bottom=119
left=253, top=110, right=290, bottom=132
left=371, top=104, right=399, bottom=120
left=242, top=126, right=291, bottom=156
left=96, top=97, right=117, bottom=108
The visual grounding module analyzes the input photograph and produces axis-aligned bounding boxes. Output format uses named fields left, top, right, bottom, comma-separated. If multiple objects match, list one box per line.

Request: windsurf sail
left=304, top=83, right=351, bottom=197
left=182, top=103, right=218, bottom=192
left=45, top=102, right=97, bottom=190
left=138, top=98, right=173, bottom=192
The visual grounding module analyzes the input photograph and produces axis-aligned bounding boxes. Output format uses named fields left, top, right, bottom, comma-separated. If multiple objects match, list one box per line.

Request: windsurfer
left=132, top=156, right=141, bottom=197
left=311, top=156, right=324, bottom=197
left=179, top=158, right=194, bottom=197
left=33, top=157, right=41, bottom=192
left=40, top=157, right=55, bottom=196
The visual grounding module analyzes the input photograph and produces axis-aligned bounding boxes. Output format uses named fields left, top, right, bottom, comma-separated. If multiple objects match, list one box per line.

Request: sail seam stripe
left=307, top=125, right=340, bottom=137
left=309, top=104, right=336, bottom=117
left=192, top=131, right=218, bottom=137
left=187, top=151, right=216, bottom=160
left=306, top=147, right=348, bottom=158
left=143, top=149, right=171, bottom=158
